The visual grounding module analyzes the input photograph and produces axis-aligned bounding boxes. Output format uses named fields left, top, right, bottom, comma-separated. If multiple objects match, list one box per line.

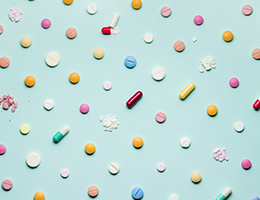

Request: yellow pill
left=131, top=0, right=142, bottom=10
left=34, top=191, right=45, bottom=200
left=69, top=72, right=80, bottom=84
left=21, top=36, right=32, bottom=48
left=93, top=48, right=104, bottom=59
left=25, top=75, right=36, bottom=87
left=222, top=30, right=233, bottom=42
left=85, top=143, right=96, bottom=155
left=20, top=124, right=30, bottom=135
left=63, top=0, right=73, bottom=5
left=190, top=171, right=201, bottom=183
left=133, top=137, right=143, bottom=148
left=179, top=82, right=195, bottom=100
left=207, top=105, right=218, bottom=116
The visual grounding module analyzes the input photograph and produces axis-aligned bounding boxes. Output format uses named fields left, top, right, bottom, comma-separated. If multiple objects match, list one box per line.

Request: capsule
left=215, top=187, right=231, bottom=200
left=126, top=91, right=143, bottom=108
left=109, top=13, right=119, bottom=28
left=101, top=27, right=111, bottom=35
left=53, top=126, right=69, bottom=143
left=179, top=82, right=195, bottom=100
left=253, top=98, right=260, bottom=110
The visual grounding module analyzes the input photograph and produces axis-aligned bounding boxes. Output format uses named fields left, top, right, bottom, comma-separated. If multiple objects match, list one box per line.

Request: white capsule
left=222, top=187, right=232, bottom=197
left=109, top=13, right=119, bottom=28
left=60, top=125, right=70, bottom=136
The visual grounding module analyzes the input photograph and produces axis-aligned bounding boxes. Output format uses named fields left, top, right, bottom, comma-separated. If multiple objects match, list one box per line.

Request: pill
left=180, top=137, right=191, bottom=148
left=241, top=159, right=251, bottom=169
left=253, top=98, right=260, bottom=110
left=131, top=0, right=142, bottom=10
left=252, top=48, right=260, bottom=60
left=85, top=143, right=95, bottom=155
left=132, top=187, right=144, bottom=199
left=133, top=137, right=143, bottom=149
left=152, top=67, right=165, bottom=81
left=69, top=72, right=80, bottom=84
left=44, top=99, right=54, bottom=110
left=169, top=195, right=178, bottom=200
left=155, top=112, right=166, bottom=123
left=179, top=82, right=195, bottom=100
left=25, top=75, right=36, bottom=87
left=60, top=169, right=69, bottom=178
left=41, top=18, right=51, bottom=29
left=87, top=3, right=97, bottom=15
left=126, top=91, right=143, bottom=108
left=21, top=36, right=32, bottom=48
left=0, top=144, right=6, bottom=155
left=66, top=27, right=77, bottom=39
left=109, top=13, right=119, bottom=28
left=20, top=124, right=30, bottom=135
left=234, top=122, right=244, bottom=132
left=215, top=187, right=232, bottom=200
left=63, top=0, right=73, bottom=5
left=93, top=48, right=104, bottom=59
left=109, top=163, right=119, bottom=175
left=101, top=27, right=111, bottom=35
left=222, top=30, right=233, bottom=42
left=161, top=6, right=171, bottom=17
left=103, top=81, right=112, bottom=90
left=157, top=163, right=165, bottom=172
left=80, top=103, right=89, bottom=114
left=252, top=196, right=260, bottom=200
left=144, top=33, right=153, bottom=43
left=45, top=52, right=60, bottom=67
left=242, top=4, right=252, bottom=16
left=53, top=126, right=70, bottom=143
left=194, top=15, right=203, bottom=25
left=0, top=24, right=3, bottom=34
left=124, top=55, right=137, bottom=68
left=207, top=105, right=218, bottom=116
left=88, top=185, right=99, bottom=197
left=34, top=191, right=45, bottom=200
left=2, top=179, right=13, bottom=191
left=190, top=171, right=201, bottom=183
left=26, top=153, right=41, bottom=168
left=0, top=56, right=10, bottom=68
left=229, top=77, right=239, bottom=88
left=174, top=40, right=185, bottom=52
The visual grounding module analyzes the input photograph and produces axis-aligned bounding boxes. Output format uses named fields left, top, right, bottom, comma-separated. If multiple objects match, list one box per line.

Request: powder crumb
left=102, top=114, right=119, bottom=132
left=99, top=116, right=103, bottom=122
left=199, top=67, right=204, bottom=73
left=0, top=94, right=18, bottom=112
left=9, top=7, right=22, bottom=22
left=111, top=27, right=120, bottom=36
left=192, top=37, right=197, bottom=42
left=200, top=56, right=216, bottom=72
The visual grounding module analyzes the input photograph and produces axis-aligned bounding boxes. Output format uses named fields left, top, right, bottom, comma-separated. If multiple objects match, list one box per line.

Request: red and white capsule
left=101, top=27, right=111, bottom=35
left=126, top=91, right=143, bottom=108
left=253, top=98, right=260, bottom=110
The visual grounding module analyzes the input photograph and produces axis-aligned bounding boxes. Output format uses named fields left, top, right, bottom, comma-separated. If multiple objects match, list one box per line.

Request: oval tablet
left=152, top=67, right=165, bottom=81
left=26, top=153, right=41, bottom=168
left=109, top=163, right=120, bottom=175
left=45, top=52, right=60, bottom=67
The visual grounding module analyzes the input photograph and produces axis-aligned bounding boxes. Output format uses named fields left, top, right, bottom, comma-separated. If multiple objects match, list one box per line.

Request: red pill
left=126, top=91, right=143, bottom=108
left=253, top=98, right=260, bottom=110
left=101, top=27, right=111, bottom=35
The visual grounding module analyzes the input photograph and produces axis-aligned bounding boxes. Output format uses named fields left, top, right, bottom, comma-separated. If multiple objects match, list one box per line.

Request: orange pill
left=131, top=0, right=142, bottom=10
left=252, top=48, right=260, bottom=60
left=66, top=27, right=77, bottom=39
left=34, top=191, right=45, bottom=200
left=25, top=76, right=36, bottom=87
left=0, top=56, right=10, bottom=68
left=69, top=72, right=80, bottom=84
left=222, top=30, right=233, bottom=42
left=207, top=105, right=218, bottom=116
left=174, top=40, right=185, bottom=52
left=63, top=0, right=73, bottom=5
left=132, top=137, right=143, bottom=148
left=85, top=143, right=95, bottom=155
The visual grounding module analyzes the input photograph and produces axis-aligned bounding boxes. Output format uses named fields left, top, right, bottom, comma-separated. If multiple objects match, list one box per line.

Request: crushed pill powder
left=199, top=55, right=216, bottom=72
left=101, top=114, right=119, bottom=131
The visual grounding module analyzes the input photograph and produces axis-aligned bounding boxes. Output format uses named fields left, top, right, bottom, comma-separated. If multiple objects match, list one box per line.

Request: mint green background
left=1, top=0, right=260, bottom=199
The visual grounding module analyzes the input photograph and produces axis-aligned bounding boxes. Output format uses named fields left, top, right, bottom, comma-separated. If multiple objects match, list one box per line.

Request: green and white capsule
left=215, top=187, right=231, bottom=200
left=53, top=126, right=69, bottom=143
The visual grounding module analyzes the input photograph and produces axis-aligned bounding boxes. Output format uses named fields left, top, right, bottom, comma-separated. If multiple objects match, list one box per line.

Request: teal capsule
left=53, top=126, right=69, bottom=143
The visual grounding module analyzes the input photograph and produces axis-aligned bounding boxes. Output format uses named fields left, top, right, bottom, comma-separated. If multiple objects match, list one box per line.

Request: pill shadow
left=88, top=194, right=99, bottom=198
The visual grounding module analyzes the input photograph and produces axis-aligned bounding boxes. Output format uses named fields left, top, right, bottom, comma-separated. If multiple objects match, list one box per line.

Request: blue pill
left=252, top=196, right=260, bottom=200
left=124, top=56, right=136, bottom=68
left=131, top=187, right=143, bottom=199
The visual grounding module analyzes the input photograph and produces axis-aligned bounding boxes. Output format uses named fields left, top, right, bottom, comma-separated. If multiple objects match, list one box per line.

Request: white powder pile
left=111, top=27, right=120, bottom=36
left=100, top=114, right=119, bottom=131
left=9, top=7, right=23, bottom=22
left=199, top=55, right=216, bottom=72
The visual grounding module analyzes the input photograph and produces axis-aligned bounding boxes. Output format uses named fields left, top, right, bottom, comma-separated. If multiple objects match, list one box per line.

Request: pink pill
left=80, top=103, right=89, bottom=114
left=155, top=112, right=166, bottom=123
left=0, top=144, right=6, bottom=155
left=157, top=163, right=166, bottom=172
left=229, top=77, right=239, bottom=88
left=103, top=81, right=112, bottom=91
left=194, top=15, right=203, bottom=25
left=41, top=18, right=51, bottom=29
left=161, top=6, right=171, bottom=17
left=2, top=179, right=12, bottom=191
left=242, top=159, right=251, bottom=169
left=0, top=24, right=3, bottom=34
left=61, top=169, right=70, bottom=178
left=242, top=5, right=252, bottom=16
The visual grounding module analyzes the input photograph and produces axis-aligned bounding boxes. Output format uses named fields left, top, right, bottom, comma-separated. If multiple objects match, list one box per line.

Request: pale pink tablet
left=157, top=163, right=166, bottom=172
left=80, top=103, right=89, bottom=114
left=0, top=25, right=3, bottom=34
left=155, top=112, right=166, bottom=123
left=161, top=6, right=171, bottom=17
left=0, top=144, right=6, bottom=155
left=241, top=159, right=251, bottom=169
left=2, top=179, right=12, bottom=191
left=242, top=5, right=252, bottom=16
left=229, top=77, right=239, bottom=88
left=194, top=15, right=203, bottom=25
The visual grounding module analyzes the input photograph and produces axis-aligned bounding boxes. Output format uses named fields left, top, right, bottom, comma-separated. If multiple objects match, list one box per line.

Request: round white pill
left=157, top=163, right=165, bottom=172
left=44, top=99, right=54, bottom=110
left=109, top=163, right=119, bottom=175
left=26, top=153, right=41, bottom=168
left=234, top=122, right=244, bottom=132
left=144, top=33, right=153, bottom=43
left=152, top=67, right=165, bottom=81
left=180, top=137, right=191, bottom=148
left=61, top=169, right=70, bottom=178
left=45, top=52, right=60, bottom=67
left=169, top=195, right=179, bottom=200
left=87, top=3, right=97, bottom=15
left=103, top=81, right=112, bottom=91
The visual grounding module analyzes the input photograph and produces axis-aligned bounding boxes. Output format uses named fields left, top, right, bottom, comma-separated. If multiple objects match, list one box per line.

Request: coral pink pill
left=161, top=6, right=171, bottom=17
left=229, top=77, right=239, bottom=88
left=0, top=24, right=3, bottom=34
left=2, top=179, right=13, bottom=191
left=194, top=15, right=203, bottom=25
left=80, top=103, right=89, bottom=114
left=88, top=185, right=99, bottom=197
left=242, top=5, right=252, bottom=16
left=242, top=159, right=251, bottom=169
left=155, top=112, right=166, bottom=123
left=0, top=56, right=10, bottom=68
left=41, top=18, right=51, bottom=29
left=0, top=144, right=6, bottom=155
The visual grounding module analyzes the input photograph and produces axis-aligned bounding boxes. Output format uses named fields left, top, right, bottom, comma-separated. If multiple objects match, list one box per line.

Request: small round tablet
left=93, top=48, right=104, bottom=59
left=80, top=103, right=89, bottom=114
left=41, top=18, right=51, bottom=29
left=180, top=137, right=191, bottom=148
left=2, top=179, right=13, bottom=191
left=103, top=81, right=112, bottom=91
left=21, top=36, right=32, bottom=48
left=24, top=75, right=36, bottom=87
left=157, top=163, right=165, bottom=172
left=63, top=0, right=73, bottom=5
left=169, top=195, right=179, bottom=200
left=34, top=191, right=45, bottom=200
left=20, top=124, right=30, bottom=135
left=161, top=6, right=171, bottom=17
left=252, top=48, right=260, bottom=60
left=87, top=3, right=97, bottom=15
left=174, top=40, right=185, bottom=52
left=242, top=4, right=252, bottom=16
left=61, top=169, right=69, bottom=178
left=88, top=185, right=99, bottom=197
left=69, top=72, right=80, bottom=84
left=109, top=163, right=120, bottom=175
left=222, top=30, right=233, bottom=42
left=229, top=77, right=239, bottom=88
left=234, top=122, right=244, bottom=132
left=0, top=56, right=10, bottom=68
left=0, top=144, right=6, bottom=155
left=26, top=153, right=41, bottom=168
left=66, top=27, right=77, bottom=39
left=207, top=105, right=218, bottom=116
left=45, top=52, right=60, bottom=67
left=0, top=24, right=4, bottom=34
left=152, top=67, right=165, bottom=81
left=190, top=171, right=201, bottom=183
left=144, top=33, right=153, bottom=43
left=131, top=0, right=142, bottom=10
left=133, top=137, right=143, bottom=149
left=155, top=112, right=166, bottom=123
left=124, top=55, right=136, bottom=68
left=241, top=159, right=251, bottom=169
left=44, top=99, right=54, bottom=110
left=194, top=15, right=203, bottom=25
left=132, top=187, right=144, bottom=199
left=85, top=143, right=95, bottom=155
left=252, top=196, right=260, bottom=200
